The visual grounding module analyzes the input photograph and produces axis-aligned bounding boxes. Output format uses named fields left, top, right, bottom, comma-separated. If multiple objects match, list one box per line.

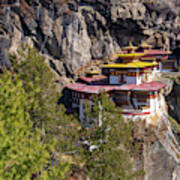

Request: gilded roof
left=116, top=53, right=145, bottom=60
left=102, top=61, right=158, bottom=69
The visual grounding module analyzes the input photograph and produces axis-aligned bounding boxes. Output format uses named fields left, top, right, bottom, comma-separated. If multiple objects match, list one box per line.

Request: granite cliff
left=0, top=0, right=179, bottom=75
left=0, top=0, right=180, bottom=179
left=131, top=73, right=180, bottom=180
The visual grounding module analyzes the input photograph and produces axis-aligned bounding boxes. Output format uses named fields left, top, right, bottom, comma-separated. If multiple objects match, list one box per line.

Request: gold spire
left=129, top=40, right=133, bottom=47
left=139, top=41, right=152, bottom=49
left=122, top=41, right=138, bottom=53
left=86, top=66, right=100, bottom=76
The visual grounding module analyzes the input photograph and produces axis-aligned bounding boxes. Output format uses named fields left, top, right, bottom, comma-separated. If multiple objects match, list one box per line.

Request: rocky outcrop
left=160, top=72, right=180, bottom=123
left=128, top=95, right=180, bottom=180
left=0, top=0, right=179, bottom=74
left=118, top=74, right=180, bottom=180
left=137, top=118, right=180, bottom=180
left=0, top=36, right=11, bottom=67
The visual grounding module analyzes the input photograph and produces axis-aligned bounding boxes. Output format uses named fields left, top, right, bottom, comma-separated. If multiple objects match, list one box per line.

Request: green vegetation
left=164, top=75, right=176, bottom=81
left=169, top=115, right=180, bottom=133
left=11, top=47, right=60, bottom=129
left=0, top=73, right=70, bottom=179
left=78, top=93, right=141, bottom=180
left=0, top=47, right=140, bottom=179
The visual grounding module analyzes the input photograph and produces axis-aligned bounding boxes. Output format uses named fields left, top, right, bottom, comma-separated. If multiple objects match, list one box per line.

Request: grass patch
left=169, top=115, right=180, bottom=133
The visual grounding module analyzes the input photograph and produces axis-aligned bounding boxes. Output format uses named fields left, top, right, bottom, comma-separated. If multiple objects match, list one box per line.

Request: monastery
left=65, top=42, right=178, bottom=121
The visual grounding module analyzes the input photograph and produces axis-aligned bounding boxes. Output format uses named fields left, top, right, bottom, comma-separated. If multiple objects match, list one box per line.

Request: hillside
left=0, top=0, right=180, bottom=179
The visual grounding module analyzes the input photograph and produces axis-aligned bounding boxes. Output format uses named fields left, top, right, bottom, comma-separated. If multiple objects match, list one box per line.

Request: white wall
left=109, top=76, right=121, bottom=85
left=159, top=62, right=163, bottom=72
left=136, top=74, right=143, bottom=84
left=150, top=98, right=156, bottom=113
left=79, top=99, right=85, bottom=121
left=110, top=74, right=138, bottom=84
left=79, top=99, right=93, bottom=125
left=126, top=76, right=137, bottom=84
left=149, top=92, right=160, bottom=114
left=161, top=69, right=172, bottom=72
left=78, top=92, right=161, bottom=121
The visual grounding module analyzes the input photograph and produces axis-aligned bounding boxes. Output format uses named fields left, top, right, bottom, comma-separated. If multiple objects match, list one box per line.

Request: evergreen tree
left=77, top=93, right=142, bottom=180
left=12, top=47, right=80, bottom=148
left=11, top=47, right=59, bottom=129
left=8, top=47, right=142, bottom=179
left=0, top=72, right=70, bottom=179
left=9, top=47, right=79, bottom=178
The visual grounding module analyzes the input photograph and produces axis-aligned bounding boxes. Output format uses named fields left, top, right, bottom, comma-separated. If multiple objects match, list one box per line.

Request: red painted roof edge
left=66, top=81, right=166, bottom=94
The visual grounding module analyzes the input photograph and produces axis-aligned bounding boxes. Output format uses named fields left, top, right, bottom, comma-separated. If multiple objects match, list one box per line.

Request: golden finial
left=139, top=41, right=152, bottom=49
left=122, top=41, right=138, bottom=52
left=129, top=40, right=133, bottom=47
left=86, top=66, right=100, bottom=76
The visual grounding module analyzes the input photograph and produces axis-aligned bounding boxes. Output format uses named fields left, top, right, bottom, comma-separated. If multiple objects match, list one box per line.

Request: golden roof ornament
left=122, top=41, right=138, bottom=53
left=116, top=53, right=145, bottom=62
left=86, top=66, right=100, bottom=76
left=167, top=50, right=172, bottom=55
left=139, top=42, right=152, bottom=49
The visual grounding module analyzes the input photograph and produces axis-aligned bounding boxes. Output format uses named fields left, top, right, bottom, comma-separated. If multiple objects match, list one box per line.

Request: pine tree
left=11, top=47, right=59, bottom=129
left=9, top=47, right=143, bottom=179
left=0, top=72, right=70, bottom=179
left=9, top=47, right=79, bottom=178
left=77, top=93, right=142, bottom=180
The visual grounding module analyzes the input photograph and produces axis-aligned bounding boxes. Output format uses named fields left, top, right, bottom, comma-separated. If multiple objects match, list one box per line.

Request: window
left=119, top=74, right=124, bottom=83
left=132, top=91, right=150, bottom=109
left=113, top=92, right=129, bottom=106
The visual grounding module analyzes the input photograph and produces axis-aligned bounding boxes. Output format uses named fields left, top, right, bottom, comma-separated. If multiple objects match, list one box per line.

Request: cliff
left=0, top=0, right=179, bottom=75
left=0, top=1, right=180, bottom=179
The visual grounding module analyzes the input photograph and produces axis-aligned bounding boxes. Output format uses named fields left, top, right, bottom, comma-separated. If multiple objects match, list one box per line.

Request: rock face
left=0, top=36, right=11, bottom=67
left=0, top=0, right=179, bottom=74
left=161, top=72, right=180, bottom=123
left=124, top=91, right=180, bottom=180
left=0, top=1, right=180, bottom=179
left=136, top=117, right=180, bottom=180
left=142, top=117, right=180, bottom=180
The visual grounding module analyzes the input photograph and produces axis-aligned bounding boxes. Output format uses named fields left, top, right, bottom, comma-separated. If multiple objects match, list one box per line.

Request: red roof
left=133, top=81, right=166, bottom=91
left=114, top=84, right=137, bottom=91
left=145, top=50, right=170, bottom=56
left=66, top=81, right=166, bottom=94
left=122, top=111, right=151, bottom=115
left=109, top=81, right=166, bottom=91
left=78, top=75, right=107, bottom=84
left=142, top=55, right=168, bottom=61
left=142, top=50, right=169, bottom=60
left=66, top=84, right=116, bottom=94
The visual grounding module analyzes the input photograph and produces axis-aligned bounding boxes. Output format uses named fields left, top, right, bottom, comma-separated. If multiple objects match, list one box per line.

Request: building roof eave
left=66, top=81, right=166, bottom=94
